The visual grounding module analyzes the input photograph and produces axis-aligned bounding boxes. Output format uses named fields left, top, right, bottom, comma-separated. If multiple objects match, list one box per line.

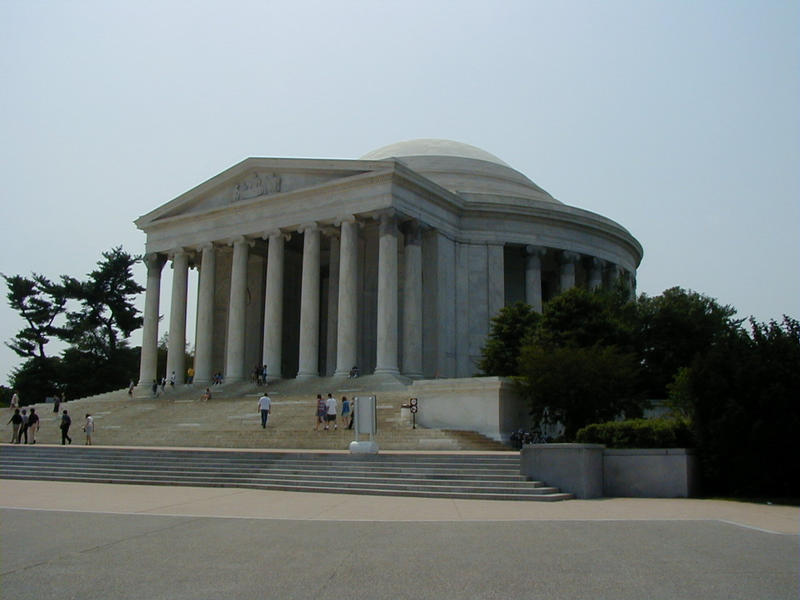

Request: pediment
left=136, top=157, right=391, bottom=229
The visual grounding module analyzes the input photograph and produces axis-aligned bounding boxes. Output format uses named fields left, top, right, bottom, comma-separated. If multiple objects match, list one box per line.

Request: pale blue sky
left=1, top=0, right=798, bottom=386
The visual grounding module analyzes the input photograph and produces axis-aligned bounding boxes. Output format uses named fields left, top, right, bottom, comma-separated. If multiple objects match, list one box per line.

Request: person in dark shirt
left=60, top=410, right=72, bottom=445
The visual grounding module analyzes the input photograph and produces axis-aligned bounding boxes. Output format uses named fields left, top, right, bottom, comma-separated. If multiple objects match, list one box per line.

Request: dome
left=360, top=139, right=511, bottom=167
left=360, top=138, right=559, bottom=205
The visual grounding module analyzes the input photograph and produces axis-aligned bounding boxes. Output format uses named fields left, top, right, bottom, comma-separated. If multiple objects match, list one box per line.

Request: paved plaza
left=1, top=479, right=797, bottom=599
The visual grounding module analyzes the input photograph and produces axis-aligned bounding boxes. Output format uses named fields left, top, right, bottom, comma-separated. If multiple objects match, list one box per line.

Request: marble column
left=375, top=212, right=399, bottom=375
left=297, top=223, right=320, bottom=379
left=325, top=231, right=340, bottom=376
left=588, top=257, right=605, bottom=291
left=334, top=217, right=358, bottom=377
left=605, top=263, right=626, bottom=290
left=138, top=253, right=166, bottom=388
left=166, top=249, right=189, bottom=385
left=525, top=245, right=546, bottom=312
left=402, top=221, right=423, bottom=378
left=193, top=243, right=216, bottom=385
left=262, top=230, right=287, bottom=380
left=225, top=236, right=251, bottom=382
left=559, top=251, right=580, bottom=293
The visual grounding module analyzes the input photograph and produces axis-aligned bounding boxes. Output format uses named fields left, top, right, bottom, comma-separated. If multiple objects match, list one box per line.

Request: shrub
left=576, top=418, right=695, bottom=448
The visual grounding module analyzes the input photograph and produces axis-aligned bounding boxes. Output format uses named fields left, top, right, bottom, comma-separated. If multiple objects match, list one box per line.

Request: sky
left=1, top=0, right=798, bottom=387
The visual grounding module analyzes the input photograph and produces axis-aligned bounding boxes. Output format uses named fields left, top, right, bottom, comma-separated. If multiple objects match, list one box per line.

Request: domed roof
left=360, top=138, right=559, bottom=205
left=360, top=139, right=511, bottom=167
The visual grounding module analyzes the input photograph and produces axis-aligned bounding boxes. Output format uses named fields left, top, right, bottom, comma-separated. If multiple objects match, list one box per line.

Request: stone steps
left=0, top=445, right=573, bottom=501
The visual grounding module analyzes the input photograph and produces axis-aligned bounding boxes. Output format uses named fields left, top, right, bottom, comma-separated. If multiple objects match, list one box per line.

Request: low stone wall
left=520, top=444, right=697, bottom=499
left=604, top=448, right=697, bottom=498
left=409, top=377, right=527, bottom=442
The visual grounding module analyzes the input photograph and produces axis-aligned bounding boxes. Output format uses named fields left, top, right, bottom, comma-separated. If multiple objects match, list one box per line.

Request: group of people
left=7, top=392, right=94, bottom=445
left=314, top=393, right=354, bottom=431
left=252, top=364, right=268, bottom=386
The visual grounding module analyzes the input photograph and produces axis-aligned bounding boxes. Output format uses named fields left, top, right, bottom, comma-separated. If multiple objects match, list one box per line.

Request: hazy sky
left=1, top=0, right=798, bottom=387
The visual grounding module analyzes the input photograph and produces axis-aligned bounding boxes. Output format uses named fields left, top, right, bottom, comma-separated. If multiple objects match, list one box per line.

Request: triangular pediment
left=136, top=157, right=394, bottom=229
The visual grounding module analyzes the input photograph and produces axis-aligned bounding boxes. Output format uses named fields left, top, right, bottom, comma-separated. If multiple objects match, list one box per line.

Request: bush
left=576, top=418, right=695, bottom=448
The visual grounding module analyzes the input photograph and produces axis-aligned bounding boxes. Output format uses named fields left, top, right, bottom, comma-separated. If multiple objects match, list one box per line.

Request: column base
left=296, top=371, right=319, bottom=380
left=373, top=367, right=400, bottom=375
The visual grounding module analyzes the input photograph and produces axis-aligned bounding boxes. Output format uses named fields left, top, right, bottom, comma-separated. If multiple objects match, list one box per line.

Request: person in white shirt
left=324, top=393, right=338, bottom=430
left=258, top=393, right=271, bottom=429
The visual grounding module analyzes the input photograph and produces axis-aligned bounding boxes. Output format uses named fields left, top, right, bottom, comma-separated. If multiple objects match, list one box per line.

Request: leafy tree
left=1, top=273, right=66, bottom=358
left=517, top=343, right=643, bottom=439
left=61, top=247, right=144, bottom=360
left=672, top=316, right=800, bottom=497
left=637, top=287, right=740, bottom=398
left=478, top=302, right=539, bottom=376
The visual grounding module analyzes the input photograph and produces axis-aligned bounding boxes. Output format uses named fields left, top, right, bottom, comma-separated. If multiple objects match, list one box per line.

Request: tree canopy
left=3, top=247, right=143, bottom=402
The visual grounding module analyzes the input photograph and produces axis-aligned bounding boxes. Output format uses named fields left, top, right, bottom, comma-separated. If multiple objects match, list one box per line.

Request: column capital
left=143, top=253, right=167, bottom=272
left=525, top=245, right=547, bottom=258
left=168, top=248, right=190, bottom=261
left=378, top=211, right=398, bottom=236
left=591, top=256, right=607, bottom=269
left=334, top=214, right=360, bottom=227
left=228, top=235, right=255, bottom=248
left=263, top=229, right=291, bottom=242
left=297, top=222, right=319, bottom=235
left=561, top=250, right=581, bottom=264
left=402, top=219, right=422, bottom=244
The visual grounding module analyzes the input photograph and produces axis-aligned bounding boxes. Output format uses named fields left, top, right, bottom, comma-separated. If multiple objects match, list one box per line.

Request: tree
left=517, top=343, right=643, bottom=439
left=1, top=273, right=66, bottom=359
left=671, top=316, right=800, bottom=497
left=637, top=287, right=740, bottom=398
left=478, top=302, right=539, bottom=376
left=61, top=247, right=144, bottom=360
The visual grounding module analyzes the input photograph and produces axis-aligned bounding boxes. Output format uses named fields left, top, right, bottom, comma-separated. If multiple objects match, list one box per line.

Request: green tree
left=517, top=343, right=643, bottom=439
left=637, top=287, right=739, bottom=398
left=478, top=302, right=539, bottom=376
left=1, top=273, right=66, bottom=359
left=672, top=316, right=800, bottom=497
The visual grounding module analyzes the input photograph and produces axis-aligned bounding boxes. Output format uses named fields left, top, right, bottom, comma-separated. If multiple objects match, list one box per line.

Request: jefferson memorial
left=135, top=139, right=643, bottom=387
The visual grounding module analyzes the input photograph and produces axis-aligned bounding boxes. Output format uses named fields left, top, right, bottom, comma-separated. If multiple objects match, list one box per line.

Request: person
left=160, top=376, right=167, bottom=393
left=128, top=380, right=135, bottom=397
left=349, top=365, right=359, bottom=379
left=169, top=371, right=176, bottom=388
left=84, top=414, right=94, bottom=445
left=187, top=367, right=194, bottom=384
left=7, top=408, right=22, bottom=443
left=253, top=365, right=261, bottom=385
left=10, top=390, right=19, bottom=410
left=261, top=364, right=268, bottom=385
left=53, top=393, right=61, bottom=413
left=314, top=394, right=326, bottom=431
left=324, top=393, right=338, bottom=430
left=257, top=392, right=271, bottom=429
left=60, top=409, right=72, bottom=445
left=19, top=408, right=29, bottom=444
left=347, top=398, right=355, bottom=430
left=27, top=408, right=39, bottom=444
left=151, top=379, right=158, bottom=397
left=341, top=396, right=351, bottom=429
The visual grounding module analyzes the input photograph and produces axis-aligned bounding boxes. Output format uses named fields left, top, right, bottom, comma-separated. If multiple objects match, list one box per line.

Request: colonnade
left=137, top=212, right=423, bottom=388
left=138, top=217, right=632, bottom=388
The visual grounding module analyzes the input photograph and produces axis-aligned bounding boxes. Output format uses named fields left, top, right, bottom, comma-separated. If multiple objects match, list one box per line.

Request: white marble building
left=135, top=139, right=642, bottom=386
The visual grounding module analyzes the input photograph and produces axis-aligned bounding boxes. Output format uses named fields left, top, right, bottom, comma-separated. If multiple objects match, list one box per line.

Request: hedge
left=575, top=418, right=694, bottom=448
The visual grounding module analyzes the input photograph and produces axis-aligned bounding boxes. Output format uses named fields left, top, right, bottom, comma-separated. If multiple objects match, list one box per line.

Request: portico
left=135, top=139, right=642, bottom=387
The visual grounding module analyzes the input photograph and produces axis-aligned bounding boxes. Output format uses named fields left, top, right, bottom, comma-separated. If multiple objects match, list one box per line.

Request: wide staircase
left=0, top=445, right=572, bottom=501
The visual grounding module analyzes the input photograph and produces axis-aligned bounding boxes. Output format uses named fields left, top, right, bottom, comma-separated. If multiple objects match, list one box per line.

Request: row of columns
left=138, top=212, right=423, bottom=387
left=524, top=246, right=631, bottom=312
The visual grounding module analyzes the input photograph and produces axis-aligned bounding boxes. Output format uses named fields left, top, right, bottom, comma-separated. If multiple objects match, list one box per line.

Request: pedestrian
left=200, top=387, right=211, bottom=401
left=169, top=371, right=176, bottom=388
left=10, top=390, right=19, bottom=410
left=314, top=394, right=326, bottom=431
left=160, top=376, right=167, bottom=393
left=187, top=367, right=194, bottom=384
left=258, top=391, right=271, bottom=429
left=27, top=408, right=39, bottom=444
left=341, top=396, right=351, bottom=429
left=83, top=414, right=94, bottom=445
left=7, top=408, right=22, bottom=443
left=19, top=408, right=29, bottom=444
left=261, top=364, right=268, bottom=385
left=347, top=398, right=355, bottom=430
left=152, top=379, right=158, bottom=397
left=128, top=380, right=135, bottom=397
left=60, top=410, right=72, bottom=445
left=53, top=393, right=61, bottom=413
left=324, top=393, right=338, bottom=431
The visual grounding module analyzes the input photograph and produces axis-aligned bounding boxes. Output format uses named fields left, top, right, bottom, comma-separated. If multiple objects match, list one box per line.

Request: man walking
left=324, top=393, right=338, bottom=431
left=60, top=409, right=72, bottom=445
left=257, top=391, right=271, bottom=429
